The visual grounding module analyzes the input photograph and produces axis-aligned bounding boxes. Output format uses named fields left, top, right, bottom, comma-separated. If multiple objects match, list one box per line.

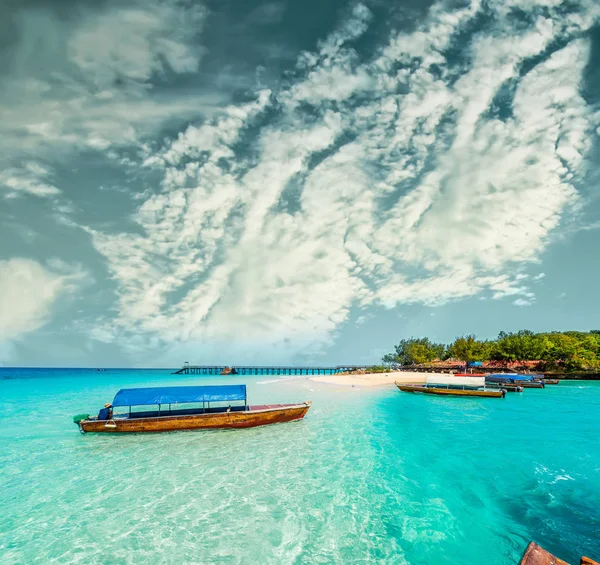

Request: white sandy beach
left=309, top=371, right=438, bottom=387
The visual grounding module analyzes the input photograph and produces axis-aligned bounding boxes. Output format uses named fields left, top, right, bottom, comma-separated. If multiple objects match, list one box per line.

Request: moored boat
left=544, top=379, right=560, bottom=385
left=519, top=541, right=599, bottom=565
left=487, top=373, right=545, bottom=389
left=396, top=375, right=506, bottom=398
left=517, top=381, right=545, bottom=389
left=74, top=385, right=311, bottom=433
left=455, top=374, right=523, bottom=392
left=519, top=542, right=569, bottom=565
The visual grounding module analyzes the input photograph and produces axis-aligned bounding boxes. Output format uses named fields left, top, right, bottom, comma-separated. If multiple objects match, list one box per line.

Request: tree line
left=381, top=331, right=600, bottom=372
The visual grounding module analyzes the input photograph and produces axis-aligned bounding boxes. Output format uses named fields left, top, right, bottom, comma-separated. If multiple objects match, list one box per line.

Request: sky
left=1, top=0, right=600, bottom=367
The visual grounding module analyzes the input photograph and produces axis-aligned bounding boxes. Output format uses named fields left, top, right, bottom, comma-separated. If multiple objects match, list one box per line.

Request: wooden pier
left=173, top=363, right=368, bottom=376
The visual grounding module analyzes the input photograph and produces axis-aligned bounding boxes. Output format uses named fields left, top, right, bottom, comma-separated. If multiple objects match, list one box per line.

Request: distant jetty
left=173, top=362, right=369, bottom=376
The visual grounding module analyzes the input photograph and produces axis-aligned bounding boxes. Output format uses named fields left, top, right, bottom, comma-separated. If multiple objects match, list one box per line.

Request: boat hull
left=79, top=403, right=311, bottom=433
left=396, top=384, right=504, bottom=398
left=519, top=542, right=599, bottom=565
left=486, top=383, right=524, bottom=392
left=486, top=379, right=544, bottom=389
left=544, top=379, right=560, bottom=385
left=519, top=542, right=569, bottom=565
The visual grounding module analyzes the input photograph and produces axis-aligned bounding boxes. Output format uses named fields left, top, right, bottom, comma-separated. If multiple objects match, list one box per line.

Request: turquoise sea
left=0, top=369, right=599, bottom=565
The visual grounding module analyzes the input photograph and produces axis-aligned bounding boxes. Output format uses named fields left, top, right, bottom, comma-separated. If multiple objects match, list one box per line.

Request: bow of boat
left=518, top=542, right=599, bottom=565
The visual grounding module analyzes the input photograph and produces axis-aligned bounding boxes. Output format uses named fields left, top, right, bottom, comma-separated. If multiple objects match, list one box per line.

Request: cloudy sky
left=1, top=0, right=600, bottom=367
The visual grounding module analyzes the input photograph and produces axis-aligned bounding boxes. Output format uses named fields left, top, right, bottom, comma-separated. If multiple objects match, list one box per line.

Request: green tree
left=405, top=342, right=435, bottom=365
left=382, top=353, right=397, bottom=366
left=382, top=337, right=447, bottom=366
left=383, top=330, right=600, bottom=373
left=542, top=332, right=600, bottom=371
left=448, top=335, right=489, bottom=365
left=494, top=330, right=547, bottom=362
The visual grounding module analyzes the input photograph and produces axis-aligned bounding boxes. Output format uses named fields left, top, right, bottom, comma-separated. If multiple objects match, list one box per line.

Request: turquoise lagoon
left=0, top=368, right=599, bottom=565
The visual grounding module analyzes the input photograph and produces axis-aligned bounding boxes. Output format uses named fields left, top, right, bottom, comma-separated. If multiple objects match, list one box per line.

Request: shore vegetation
left=381, top=330, right=600, bottom=372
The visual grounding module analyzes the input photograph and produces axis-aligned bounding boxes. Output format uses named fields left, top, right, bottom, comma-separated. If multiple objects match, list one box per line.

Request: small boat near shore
left=396, top=376, right=506, bottom=398
left=74, top=385, right=311, bottom=433
left=518, top=381, right=545, bottom=388
left=454, top=374, right=523, bottom=392
left=519, top=541, right=599, bottom=565
left=544, top=379, right=560, bottom=385
left=397, top=384, right=505, bottom=398
left=487, top=374, right=545, bottom=389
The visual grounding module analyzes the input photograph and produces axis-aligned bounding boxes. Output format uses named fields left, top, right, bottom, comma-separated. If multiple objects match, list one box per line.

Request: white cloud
left=284, top=4, right=374, bottom=107
left=0, top=0, right=211, bottom=198
left=0, top=259, right=85, bottom=340
left=68, top=3, right=206, bottom=88
left=84, top=0, right=599, bottom=361
left=372, top=38, right=589, bottom=279
left=0, top=163, right=60, bottom=198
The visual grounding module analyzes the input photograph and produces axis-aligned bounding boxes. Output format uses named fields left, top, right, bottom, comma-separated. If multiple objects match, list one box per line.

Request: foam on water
left=0, top=369, right=599, bottom=564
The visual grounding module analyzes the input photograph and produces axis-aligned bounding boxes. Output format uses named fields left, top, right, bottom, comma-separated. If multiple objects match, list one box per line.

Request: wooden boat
left=519, top=542, right=569, bottom=565
left=544, top=379, right=560, bottom=385
left=519, top=542, right=599, bottom=565
left=518, top=381, right=545, bottom=389
left=74, top=385, right=311, bottom=433
left=396, top=376, right=505, bottom=398
left=455, top=373, right=522, bottom=391
left=396, top=384, right=505, bottom=398
left=487, top=374, right=545, bottom=389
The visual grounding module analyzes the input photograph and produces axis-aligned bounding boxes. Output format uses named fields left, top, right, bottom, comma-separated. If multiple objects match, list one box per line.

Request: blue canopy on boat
left=111, top=385, right=247, bottom=407
left=488, top=373, right=534, bottom=382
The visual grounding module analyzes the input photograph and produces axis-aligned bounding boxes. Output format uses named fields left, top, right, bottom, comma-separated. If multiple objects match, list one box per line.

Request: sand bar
left=309, top=371, right=438, bottom=387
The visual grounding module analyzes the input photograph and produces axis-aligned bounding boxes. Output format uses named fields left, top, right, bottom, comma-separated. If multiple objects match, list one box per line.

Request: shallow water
left=0, top=369, right=599, bottom=564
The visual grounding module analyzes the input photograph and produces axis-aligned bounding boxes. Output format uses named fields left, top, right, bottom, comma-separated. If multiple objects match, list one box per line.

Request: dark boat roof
left=488, top=373, right=534, bottom=381
left=112, top=385, right=246, bottom=407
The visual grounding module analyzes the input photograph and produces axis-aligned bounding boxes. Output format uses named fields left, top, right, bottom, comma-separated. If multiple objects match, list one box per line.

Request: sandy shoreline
left=309, top=371, right=436, bottom=387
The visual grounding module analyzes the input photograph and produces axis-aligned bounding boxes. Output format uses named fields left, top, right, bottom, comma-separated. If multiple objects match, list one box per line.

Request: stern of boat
left=73, top=413, right=90, bottom=433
